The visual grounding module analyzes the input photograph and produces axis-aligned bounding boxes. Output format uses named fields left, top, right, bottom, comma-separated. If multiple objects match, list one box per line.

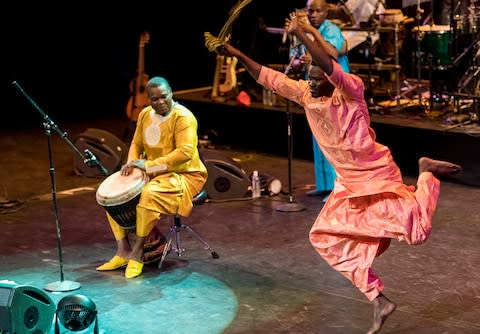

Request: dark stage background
left=4, top=1, right=310, bottom=128
left=4, top=0, right=429, bottom=129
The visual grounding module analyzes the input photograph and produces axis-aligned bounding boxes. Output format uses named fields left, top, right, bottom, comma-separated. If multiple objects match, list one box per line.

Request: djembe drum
left=96, top=168, right=165, bottom=264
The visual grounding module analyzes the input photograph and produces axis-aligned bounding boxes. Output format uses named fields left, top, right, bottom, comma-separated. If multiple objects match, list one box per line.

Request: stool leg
left=180, top=223, right=219, bottom=259
left=158, top=216, right=220, bottom=270
left=174, top=217, right=183, bottom=257
left=158, top=225, right=175, bottom=269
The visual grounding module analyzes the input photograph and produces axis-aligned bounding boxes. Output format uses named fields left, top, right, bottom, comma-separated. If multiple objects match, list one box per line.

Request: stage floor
left=1, top=116, right=480, bottom=333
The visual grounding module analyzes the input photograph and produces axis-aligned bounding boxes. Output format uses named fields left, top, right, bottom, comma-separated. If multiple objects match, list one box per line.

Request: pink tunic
left=258, top=62, right=440, bottom=301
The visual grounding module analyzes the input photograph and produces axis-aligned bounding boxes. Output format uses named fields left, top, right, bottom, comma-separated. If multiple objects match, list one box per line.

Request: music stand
left=12, top=81, right=109, bottom=292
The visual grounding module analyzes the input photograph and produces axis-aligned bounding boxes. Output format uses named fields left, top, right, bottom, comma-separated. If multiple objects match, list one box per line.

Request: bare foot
left=418, top=157, right=462, bottom=177
left=367, top=294, right=396, bottom=334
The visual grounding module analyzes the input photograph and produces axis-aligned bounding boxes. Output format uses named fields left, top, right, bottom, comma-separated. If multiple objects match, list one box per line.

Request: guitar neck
left=211, top=55, right=223, bottom=99
left=136, top=43, right=146, bottom=91
left=127, top=31, right=150, bottom=121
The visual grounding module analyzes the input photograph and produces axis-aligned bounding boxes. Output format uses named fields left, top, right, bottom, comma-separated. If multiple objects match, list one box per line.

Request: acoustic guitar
left=126, top=31, right=150, bottom=122
left=211, top=55, right=238, bottom=100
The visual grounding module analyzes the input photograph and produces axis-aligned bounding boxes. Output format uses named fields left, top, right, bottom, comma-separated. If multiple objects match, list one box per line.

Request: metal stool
left=158, top=189, right=219, bottom=268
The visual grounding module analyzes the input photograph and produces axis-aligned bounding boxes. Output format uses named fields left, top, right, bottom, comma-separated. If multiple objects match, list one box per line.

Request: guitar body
left=219, top=56, right=238, bottom=94
left=211, top=55, right=238, bottom=100
left=126, top=73, right=149, bottom=122
left=126, top=32, right=150, bottom=122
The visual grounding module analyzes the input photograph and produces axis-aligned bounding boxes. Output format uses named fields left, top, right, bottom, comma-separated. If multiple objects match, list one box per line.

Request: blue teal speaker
left=0, top=281, right=55, bottom=334
left=55, top=294, right=98, bottom=334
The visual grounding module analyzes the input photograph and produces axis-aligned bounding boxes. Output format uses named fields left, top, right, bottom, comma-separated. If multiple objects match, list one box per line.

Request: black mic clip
left=84, top=149, right=109, bottom=176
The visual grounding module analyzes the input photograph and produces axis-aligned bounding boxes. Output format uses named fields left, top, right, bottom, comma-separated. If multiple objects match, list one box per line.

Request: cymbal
left=341, top=26, right=377, bottom=32
left=342, top=25, right=400, bottom=32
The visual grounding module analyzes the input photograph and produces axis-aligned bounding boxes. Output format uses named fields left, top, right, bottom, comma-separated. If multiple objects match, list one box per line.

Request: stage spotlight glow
left=55, top=294, right=98, bottom=334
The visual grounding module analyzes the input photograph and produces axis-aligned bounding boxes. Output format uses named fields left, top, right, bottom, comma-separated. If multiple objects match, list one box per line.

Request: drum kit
left=339, top=0, right=480, bottom=115
left=409, top=0, right=480, bottom=115
left=340, top=5, right=413, bottom=106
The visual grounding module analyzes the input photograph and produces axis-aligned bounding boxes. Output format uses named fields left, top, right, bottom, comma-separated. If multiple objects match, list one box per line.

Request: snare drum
left=96, top=168, right=148, bottom=229
left=413, top=25, right=451, bottom=68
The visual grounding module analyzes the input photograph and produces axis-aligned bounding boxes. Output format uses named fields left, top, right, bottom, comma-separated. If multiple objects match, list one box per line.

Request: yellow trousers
left=107, top=206, right=160, bottom=240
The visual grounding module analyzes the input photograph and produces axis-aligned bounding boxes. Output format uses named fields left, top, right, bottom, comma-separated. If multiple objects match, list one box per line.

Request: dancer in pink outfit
left=220, top=12, right=462, bottom=334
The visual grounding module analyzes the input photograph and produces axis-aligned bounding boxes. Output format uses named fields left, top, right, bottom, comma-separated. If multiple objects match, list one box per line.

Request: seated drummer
left=96, top=76, right=208, bottom=279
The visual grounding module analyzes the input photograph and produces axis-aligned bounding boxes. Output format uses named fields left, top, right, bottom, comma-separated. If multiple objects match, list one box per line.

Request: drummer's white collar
left=150, top=102, right=176, bottom=122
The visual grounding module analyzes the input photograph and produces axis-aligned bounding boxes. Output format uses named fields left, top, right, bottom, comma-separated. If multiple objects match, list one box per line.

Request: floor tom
left=413, top=25, right=451, bottom=68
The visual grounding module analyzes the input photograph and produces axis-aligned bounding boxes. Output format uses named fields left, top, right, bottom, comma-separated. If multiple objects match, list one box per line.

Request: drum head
left=96, top=168, right=148, bottom=206
left=413, top=25, right=450, bottom=33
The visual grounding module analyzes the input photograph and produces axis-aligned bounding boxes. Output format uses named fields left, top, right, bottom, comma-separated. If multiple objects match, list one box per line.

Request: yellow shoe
left=96, top=256, right=128, bottom=271
left=125, top=259, right=144, bottom=279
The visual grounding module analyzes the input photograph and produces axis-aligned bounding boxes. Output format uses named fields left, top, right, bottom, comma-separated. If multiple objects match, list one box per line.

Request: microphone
left=84, top=149, right=109, bottom=176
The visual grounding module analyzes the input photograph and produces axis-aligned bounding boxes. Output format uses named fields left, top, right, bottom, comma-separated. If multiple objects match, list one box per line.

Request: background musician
left=288, top=0, right=350, bottom=201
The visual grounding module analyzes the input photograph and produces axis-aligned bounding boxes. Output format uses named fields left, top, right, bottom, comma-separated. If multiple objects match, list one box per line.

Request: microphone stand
left=12, top=81, right=109, bottom=292
left=276, top=47, right=305, bottom=212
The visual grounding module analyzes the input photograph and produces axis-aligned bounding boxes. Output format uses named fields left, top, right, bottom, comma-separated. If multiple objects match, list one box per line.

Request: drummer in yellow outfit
left=96, top=76, right=208, bottom=279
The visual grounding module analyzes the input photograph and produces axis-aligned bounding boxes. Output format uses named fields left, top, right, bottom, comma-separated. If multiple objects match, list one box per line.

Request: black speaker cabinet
left=73, top=128, right=128, bottom=177
left=0, top=282, right=56, bottom=334
left=201, top=149, right=250, bottom=200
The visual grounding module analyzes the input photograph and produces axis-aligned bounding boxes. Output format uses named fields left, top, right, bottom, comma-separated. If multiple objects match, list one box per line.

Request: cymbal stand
left=455, top=2, right=480, bottom=94
left=12, top=81, right=109, bottom=292
left=415, top=0, right=425, bottom=107
left=455, top=39, right=480, bottom=93
left=393, top=24, right=401, bottom=105
left=368, top=0, right=382, bottom=27
left=363, top=0, right=383, bottom=107
left=364, top=29, right=376, bottom=107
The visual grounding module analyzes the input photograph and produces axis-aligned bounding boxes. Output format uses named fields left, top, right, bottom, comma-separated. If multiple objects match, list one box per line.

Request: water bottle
left=251, top=170, right=261, bottom=198
left=262, top=88, right=276, bottom=106
left=269, top=90, right=276, bottom=106
left=262, top=87, right=269, bottom=105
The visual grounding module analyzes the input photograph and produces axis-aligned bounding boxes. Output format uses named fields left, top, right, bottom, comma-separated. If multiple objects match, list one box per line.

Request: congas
left=379, top=9, right=406, bottom=58
left=96, top=168, right=148, bottom=229
left=379, top=9, right=404, bottom=26
left=413, top=25, right=451, bottom=68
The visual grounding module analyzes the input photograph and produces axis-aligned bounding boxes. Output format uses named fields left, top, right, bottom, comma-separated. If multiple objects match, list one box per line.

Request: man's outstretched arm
left=221, top=43, right=262, bottom=80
